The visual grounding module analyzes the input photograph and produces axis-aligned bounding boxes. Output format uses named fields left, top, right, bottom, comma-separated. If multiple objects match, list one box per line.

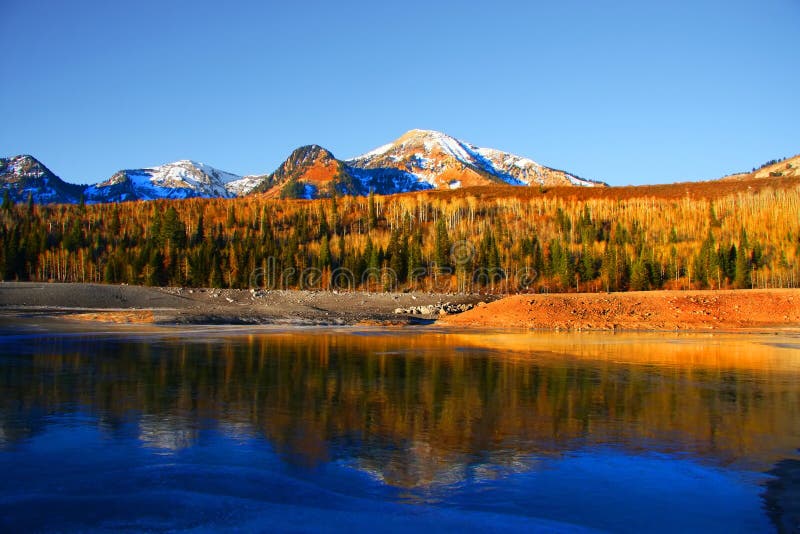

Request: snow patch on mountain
left=346, top=129, right=604, bottom=189
left=567, top=174, right=599, bottom=187
left=85, top=160, right=255, bottom=202
left=226, top=174, right=265, bottom=196
left=351, top=142, right=394, bottom=161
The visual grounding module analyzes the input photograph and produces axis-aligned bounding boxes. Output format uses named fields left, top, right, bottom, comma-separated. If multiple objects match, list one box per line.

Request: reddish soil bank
left=441, top=289, right=800, bottom=331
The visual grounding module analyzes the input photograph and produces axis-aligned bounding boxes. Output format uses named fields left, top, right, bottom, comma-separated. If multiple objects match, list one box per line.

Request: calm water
left=1, top=322, right=799, bottom=532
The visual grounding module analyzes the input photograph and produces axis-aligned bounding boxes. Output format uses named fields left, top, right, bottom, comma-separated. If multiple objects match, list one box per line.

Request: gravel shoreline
left=0, top=282, right=494, bottom=326
left=2, top=282, right=798, bottom=332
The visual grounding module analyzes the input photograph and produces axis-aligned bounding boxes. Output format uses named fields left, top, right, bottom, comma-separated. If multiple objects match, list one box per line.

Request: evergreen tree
left=724, top=244, right=737, bottom=281
left=209, top=255, right=223, bottom=288
left=367, top=189, right=377, bottom=230
left=630, top=259, right=650, bottom=291
left=150, top=210, right=163, bottom=244
left=751, top=242, right=764, bottom=268
left=146, top=249, right=166, bottom=286
left=318, top=234, right=331, bottom=269
left=695, top=231, right=720, bottom=287
left=103, top=259, right=117, bottom=283
left=162, top=206, right=186, bottom=249
left=578, top=244, right=596, bottom=282
left=193, top=213, right=205, bottom=245
left=109, top=205, right=121, bottom=236
left=434, top=217, right=451, bottom=273
left=388, top=230, right=407, bottom=282
left=364, top=236, right=376, bottom=270
left=2, top=190, right=13, bottom=211
left=318, top=206, right=330, bottom=238
left=665, top=245, right=680, bottom=283
left=63, top=220, right=83, bottom=252
left=330, top=193, right=340, bottom=234
left=734, top=244, right=751, bottom=289
left=281, top=234, right=299, bottom=287
left=739, top=228, right=749, bottom=250
left=600, top=243, right=628, bottom=292
left=336, top=231, right=345, bottom=268
left=407, top=239, right=424, bottom=284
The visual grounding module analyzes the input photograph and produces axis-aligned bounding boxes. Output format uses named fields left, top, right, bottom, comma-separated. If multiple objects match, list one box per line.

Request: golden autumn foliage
left=1, top=174, right=798, bottom=292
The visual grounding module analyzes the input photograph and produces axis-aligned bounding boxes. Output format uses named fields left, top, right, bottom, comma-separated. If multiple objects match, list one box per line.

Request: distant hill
left=720, top=154, right=800, bottom=182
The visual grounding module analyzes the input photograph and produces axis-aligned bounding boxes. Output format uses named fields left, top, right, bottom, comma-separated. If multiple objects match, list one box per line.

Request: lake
left=1, top=322, right=799, bottom=532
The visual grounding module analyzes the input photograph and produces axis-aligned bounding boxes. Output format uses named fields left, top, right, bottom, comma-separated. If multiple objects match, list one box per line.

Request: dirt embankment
left=441, top=289, right=800, bottom=331
left=2, top=283, right=798, bottom=331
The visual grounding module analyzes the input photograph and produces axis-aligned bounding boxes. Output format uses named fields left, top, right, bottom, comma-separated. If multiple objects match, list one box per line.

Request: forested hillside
left=1, top=177, right=798, bottom=293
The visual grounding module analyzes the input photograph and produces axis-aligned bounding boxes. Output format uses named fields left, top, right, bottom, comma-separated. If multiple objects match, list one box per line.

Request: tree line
left=1, top=185, right=798, bottom=292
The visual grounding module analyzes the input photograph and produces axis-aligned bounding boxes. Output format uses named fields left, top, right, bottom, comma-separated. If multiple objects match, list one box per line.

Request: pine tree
left=109, top=205, right=121, bottom=236
left=407, top=239, right=423, bottom=284
left=146, top=249, right=166, bottom=286
left=1, top=190, right=13, bottom=211
left=665, top=245, right=679, bottom=283
left=364, top=236, right=377, bottom=271
left=209, top=255, right=223, bottom=288
left=600, top=243, right=628, bottom=292
left=318, top=206, right=330, bottom=238
left=434, top=217, right=451, bottom=273
left=150, top=210, right=163, bottom=244
left=739, top=228, right=749, bottom=250
left=389, top=230, right=407, bottom=282
left=367, top=189, right=377, bottom=230
left=578, top=244, right=596, bottom=282
left=103, top=259, right=117, bottom=283
left=318, top=234, right=331, bottom=269
left=63, top=220, right=83, bottom=252
left=630, top=259, right=650, bottom=291
left=724, top=244, right=737, bottom=282
left=695, top=231, right=720, bottom=287
left=336, top=231, right=345, bottom=268
left=330, top=193, right=340, bottom=235
left=734, top=245, right=751, bottom=289
left=162, top=206, right=186, bottom=249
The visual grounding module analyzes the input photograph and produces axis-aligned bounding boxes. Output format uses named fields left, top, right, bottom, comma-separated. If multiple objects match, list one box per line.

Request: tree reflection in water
left=1, top=329, right=800, bottom=491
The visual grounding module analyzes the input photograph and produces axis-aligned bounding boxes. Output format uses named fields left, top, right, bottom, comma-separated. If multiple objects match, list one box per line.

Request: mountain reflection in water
left=1, top=327, right=799, bottom=531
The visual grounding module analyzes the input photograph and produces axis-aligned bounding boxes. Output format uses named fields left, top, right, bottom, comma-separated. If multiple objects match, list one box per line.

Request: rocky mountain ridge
left=9, top=130, right=790, bottom=204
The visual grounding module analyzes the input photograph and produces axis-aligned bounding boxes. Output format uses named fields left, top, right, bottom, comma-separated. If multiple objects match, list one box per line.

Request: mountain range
left=0, top=130, right=605, bottom=204
left=3, top=129, right=794, bottom=204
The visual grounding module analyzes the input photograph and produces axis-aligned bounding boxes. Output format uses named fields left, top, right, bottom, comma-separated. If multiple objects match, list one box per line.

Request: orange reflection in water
left=1, top=328, right=799, bottom=489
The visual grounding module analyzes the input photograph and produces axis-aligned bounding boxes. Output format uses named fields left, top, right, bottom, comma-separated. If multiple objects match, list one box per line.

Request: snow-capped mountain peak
left=4, top=130, right=604, bottom=204
left=85, top=160, right=261, bottom=202
left=347, top=129, right=604, bottom=189
left=350, top=129, right=472, bottom=164
left=0, top=155, right=85, bottom=203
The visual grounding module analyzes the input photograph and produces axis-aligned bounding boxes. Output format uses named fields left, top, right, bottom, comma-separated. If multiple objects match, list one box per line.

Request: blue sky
left=1, top=0, right=798, bottom=186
